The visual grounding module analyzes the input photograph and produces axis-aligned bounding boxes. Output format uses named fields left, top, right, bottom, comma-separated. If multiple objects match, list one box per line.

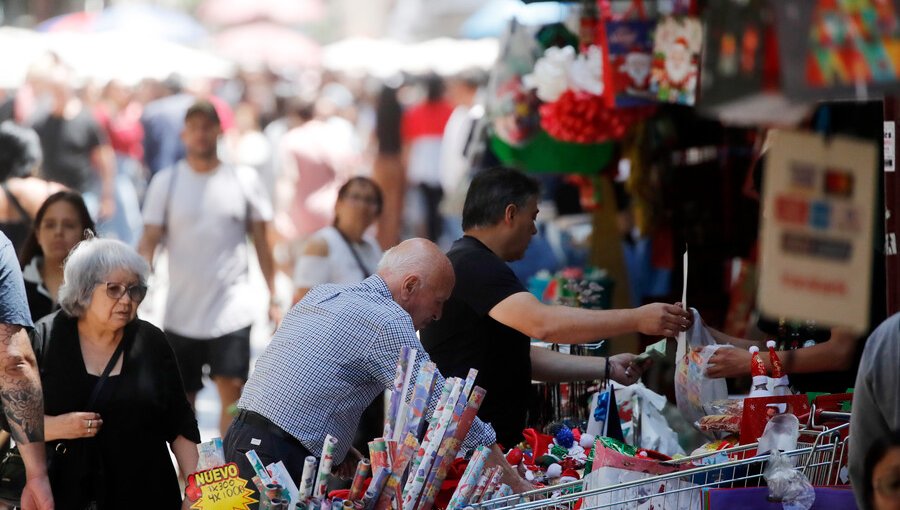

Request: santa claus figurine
left=653, top=36, right=698, bottom=104
left=767, top=340, right=792, bottom=396
left=749, top=346, right=772, bottom=397
left=619, top=49, right=652, bottom=96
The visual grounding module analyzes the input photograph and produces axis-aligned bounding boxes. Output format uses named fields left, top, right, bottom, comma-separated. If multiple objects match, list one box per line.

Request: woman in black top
left=31, top=237, right=199, bottom=509
left=19, top=191, right=94, bottom=323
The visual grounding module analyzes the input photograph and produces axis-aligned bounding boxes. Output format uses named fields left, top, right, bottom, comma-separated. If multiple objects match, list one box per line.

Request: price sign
left=186, top=463, right=257, bottom=509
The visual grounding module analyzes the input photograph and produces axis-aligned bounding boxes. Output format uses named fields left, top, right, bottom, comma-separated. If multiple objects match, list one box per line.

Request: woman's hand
left=46, top=412, right=102, bottom=440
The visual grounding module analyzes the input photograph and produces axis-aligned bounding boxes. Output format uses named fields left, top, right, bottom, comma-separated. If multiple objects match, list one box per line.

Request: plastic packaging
left=697, top=414, right=741, bottom=433
left=757, top=413, right=800, bottom=455
left=674, top=309, right=729, bottom=431
left=763, top=450, right=815, bottom=510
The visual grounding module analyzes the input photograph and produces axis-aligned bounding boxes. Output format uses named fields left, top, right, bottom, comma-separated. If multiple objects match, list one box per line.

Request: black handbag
left=0, top=336, right=127, bottom=508
left=0, top=446, right=26, bottom=504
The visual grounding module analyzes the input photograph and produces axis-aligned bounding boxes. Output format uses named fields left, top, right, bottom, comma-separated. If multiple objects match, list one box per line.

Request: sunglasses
left=102, top=282, right=148, bottom=303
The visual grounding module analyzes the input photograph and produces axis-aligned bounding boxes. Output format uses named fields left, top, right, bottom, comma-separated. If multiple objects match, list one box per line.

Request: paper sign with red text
left=186, top=462, right=257, bottom=509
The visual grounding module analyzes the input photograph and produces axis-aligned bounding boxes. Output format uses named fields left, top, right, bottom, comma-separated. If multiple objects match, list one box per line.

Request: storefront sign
left=758, top=130, right=877, bottom=333
left=186, top=463, right=257, bottom=509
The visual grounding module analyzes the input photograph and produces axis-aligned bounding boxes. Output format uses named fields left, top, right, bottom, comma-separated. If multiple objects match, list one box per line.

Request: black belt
left=236, top=409, right=308, bottom=452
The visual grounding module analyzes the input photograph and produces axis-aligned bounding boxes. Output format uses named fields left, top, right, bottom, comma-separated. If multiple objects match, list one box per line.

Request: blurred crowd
left=0, top=53, right=491, bottom=507
left=0, top=53, right=489, bottom=274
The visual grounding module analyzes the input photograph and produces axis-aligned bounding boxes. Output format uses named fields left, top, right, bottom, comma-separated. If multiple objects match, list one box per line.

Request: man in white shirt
left=138, top=101, right=280, bottom=436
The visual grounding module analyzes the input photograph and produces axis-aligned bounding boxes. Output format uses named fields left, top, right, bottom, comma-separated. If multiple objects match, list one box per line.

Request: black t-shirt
left=31, top=110, right=105, bottom=191
left=421, top=236, right=532, bottom=448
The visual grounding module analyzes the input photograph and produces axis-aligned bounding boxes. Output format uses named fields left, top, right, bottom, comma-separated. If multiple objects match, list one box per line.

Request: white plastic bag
left=674, top=309, right=730, bottom=432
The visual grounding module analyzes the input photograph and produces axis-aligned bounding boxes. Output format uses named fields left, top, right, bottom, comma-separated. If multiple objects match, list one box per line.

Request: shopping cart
left=470, top=413, right=850, bottom=510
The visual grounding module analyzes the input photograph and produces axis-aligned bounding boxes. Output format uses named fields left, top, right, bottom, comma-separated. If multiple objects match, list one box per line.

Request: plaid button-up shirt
left=239, top=275, right=497, bottom=463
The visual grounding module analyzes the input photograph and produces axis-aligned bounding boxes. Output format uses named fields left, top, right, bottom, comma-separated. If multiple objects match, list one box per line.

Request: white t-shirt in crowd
left=143, top=161, right=273, bottom=338
left=293, top=225, right=382, bottom=290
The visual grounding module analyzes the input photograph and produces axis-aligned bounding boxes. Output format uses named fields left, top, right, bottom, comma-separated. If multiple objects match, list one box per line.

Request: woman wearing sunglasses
left=28, top=237, right=199, bottom=509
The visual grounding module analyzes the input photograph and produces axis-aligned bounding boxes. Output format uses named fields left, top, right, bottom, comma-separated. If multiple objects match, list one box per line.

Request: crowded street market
left=0, top=0, right=898, bottom=509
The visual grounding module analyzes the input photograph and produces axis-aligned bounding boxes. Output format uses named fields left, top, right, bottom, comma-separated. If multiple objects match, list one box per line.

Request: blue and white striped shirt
left=239, top=275, right=497, bottom=463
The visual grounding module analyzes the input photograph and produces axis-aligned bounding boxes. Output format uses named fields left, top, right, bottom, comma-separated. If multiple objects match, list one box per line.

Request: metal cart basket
left=471, top=414, right=850, bottom=510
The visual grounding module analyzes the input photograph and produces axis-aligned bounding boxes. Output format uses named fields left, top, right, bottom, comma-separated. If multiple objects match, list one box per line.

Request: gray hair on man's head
left=58, top=237, right=150, bottom=317
left=377, top=238, right=452, bottom=286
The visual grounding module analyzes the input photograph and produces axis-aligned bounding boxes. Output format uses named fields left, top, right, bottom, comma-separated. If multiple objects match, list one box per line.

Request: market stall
left=183, top=1, right=897, bottom=509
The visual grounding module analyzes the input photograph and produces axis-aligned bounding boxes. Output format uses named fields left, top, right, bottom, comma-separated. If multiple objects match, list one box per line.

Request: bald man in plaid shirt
left=225, top=238, right=529, bottom=497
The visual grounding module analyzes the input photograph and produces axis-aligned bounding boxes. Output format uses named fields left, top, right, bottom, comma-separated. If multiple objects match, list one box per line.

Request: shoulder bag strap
left=1, top=183, right=32, bottom=224
left=85, top=336, right=128, bottom=410
left=335, top=229, right=372, bottom=278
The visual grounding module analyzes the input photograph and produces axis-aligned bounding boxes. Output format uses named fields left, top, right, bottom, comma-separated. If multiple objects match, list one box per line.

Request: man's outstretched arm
left=0, top=324, right=53, bottom=509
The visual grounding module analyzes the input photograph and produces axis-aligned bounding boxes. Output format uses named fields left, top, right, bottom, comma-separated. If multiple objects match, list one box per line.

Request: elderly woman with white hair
left=29, top=237, right=199, bottom=509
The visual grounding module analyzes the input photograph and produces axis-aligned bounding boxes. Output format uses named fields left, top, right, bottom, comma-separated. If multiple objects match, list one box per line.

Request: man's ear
left=503, top=203, right=517, bottom=224
left=401, top=274, right=420, bottom=299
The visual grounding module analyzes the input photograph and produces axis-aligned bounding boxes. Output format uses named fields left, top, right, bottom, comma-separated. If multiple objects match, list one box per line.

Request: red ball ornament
left=507, top=448, right=524, bottom=466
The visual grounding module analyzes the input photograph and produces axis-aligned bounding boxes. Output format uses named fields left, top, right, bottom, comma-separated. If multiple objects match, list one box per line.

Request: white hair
left=58, top=238, right=149, bottom=317
left=377, top=239, right=451, bottom=286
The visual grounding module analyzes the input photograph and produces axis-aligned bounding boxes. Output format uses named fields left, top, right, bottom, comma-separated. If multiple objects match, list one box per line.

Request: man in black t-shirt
left=421, top=167, right=693, bottom=447
left=30, top=66, right=115, bottom=219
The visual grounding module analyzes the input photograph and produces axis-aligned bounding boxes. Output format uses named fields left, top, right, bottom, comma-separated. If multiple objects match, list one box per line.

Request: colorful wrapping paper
left=298, top=455, right=319, bottom=500
left=348, top=458, right=372, bottom=502
left=469, top=472, right=491, bottom=504
left=449, top=387, right=486, bottom=443
left=493, top=484, right=513, bottom=500
left=446, top=446, right=489, bottom=510
left=461, top=368, right=478, bottom=401
left=418, top=386, right=486, bottom=510
left=403, top=362, right=436, bottom=441
left=402, top=379, right=464, bottom=509
left=431, top=379, right=455, bottom=422
left=363, top=467, right=391, bottom=510
left=267, top=461, right=299, bottom=504
left=314, top=435, right=339, bottom=498
left=245, top=449, right=274, bottom=485
left=368, top=438, right=390, bottom=472
left=375, top=433, right=420, bottom=510
left=418, top=438, right=462, bottom=510
left=479, top=467, right=504, bottom=502
left=405, top=377, right=457, bottom=497
left=393, top=347, right=419, bottom=442
left=385, top=346, right=413, bottom=440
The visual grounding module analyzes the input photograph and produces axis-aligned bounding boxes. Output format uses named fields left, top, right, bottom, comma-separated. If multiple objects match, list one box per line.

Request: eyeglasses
left=102, top=282, right=148, bottom=303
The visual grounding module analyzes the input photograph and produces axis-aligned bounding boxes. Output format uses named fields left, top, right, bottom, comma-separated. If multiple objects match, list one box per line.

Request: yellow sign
left=187, top=463, right=258, bottom=509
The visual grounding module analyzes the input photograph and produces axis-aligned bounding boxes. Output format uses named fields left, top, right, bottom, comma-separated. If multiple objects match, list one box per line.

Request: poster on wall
left=649, top=16, right=703, bottom=105
left=699, top=0, right=766, bottom=108
left=606, top=19, right=657, bottom=106
left=757, top=130, right=877, bottom=333
left=774, top=0, right=900, bottom=101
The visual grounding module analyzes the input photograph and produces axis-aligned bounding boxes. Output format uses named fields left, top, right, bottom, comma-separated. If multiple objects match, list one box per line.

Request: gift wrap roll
left=447, top=446, right=490, bottom=510
left=368, top=438, right=390, bottom=471
left=314, top=435, right=338, bottom=498
left=298, top=455, right=318, bottom=500
left=348, top=458, right=371, bottom=502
